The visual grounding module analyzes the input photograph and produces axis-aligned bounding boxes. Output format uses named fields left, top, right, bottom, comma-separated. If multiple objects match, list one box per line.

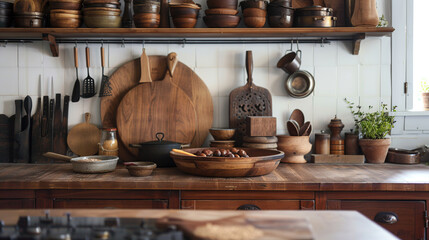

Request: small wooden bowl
left=50, top=12, right=81, bottom=19
left=206, top=0, right=238, bottom=10
left=240, top=0, right=268, bottom=11
left=172, top=17, right=197, bottom=28
left=203, top=14, right=240, bottom=28
left=83, top=14, right=121, bottom=27
left=134, top=17, right=160, bottom=27
left=125, top=162, right=157, bottom=177
left=133, top=3, right=160, bottom=14
left=205, top=8, right=238, bottom=15
left=169, top=5, right=199, bottom=18
left=51, top=9, right=81, bottom=14
left=244, top=16, right=266, bottom=27
left=243, top=7, right=266, bottom=17
left=277, top=135, right=312, bottom=163
left=50, top=16, right=81, bottom=27
left=209, top=128, right=236, bottom=140
left=50, top=1, right=82, bottom=10
left=134, top=12, right=160, bottom=20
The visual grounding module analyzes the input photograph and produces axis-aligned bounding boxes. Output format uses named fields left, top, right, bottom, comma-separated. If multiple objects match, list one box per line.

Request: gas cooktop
left=0, top=211, right=183, bottom=240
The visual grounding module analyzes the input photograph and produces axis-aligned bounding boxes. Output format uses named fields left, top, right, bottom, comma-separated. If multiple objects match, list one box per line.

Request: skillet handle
left=42, top=152, right=72, bottom=162
left=246, top=51, right=253, bottom=87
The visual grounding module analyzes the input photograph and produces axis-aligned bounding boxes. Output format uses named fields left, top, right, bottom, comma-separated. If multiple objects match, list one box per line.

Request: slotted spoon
left=82, top=46, right=96, bottom=98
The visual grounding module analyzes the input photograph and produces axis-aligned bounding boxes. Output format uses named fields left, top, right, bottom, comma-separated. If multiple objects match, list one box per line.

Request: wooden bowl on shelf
left=244, top=16, right=266, bottom=27
left=51, top=9, right=81, bottom=14
left=133, top=3, right=160, bottom=14
left=49, top=0, right=82, bottom=10
left=243, top=7, right=266, bottom=17
left=83, top=9, right=120, bottom=16
left=203, top=14, right=240, bottom=28
left=50, top=16, right=82, bottom=27
left=206, top=0, right=238, bottom=9
left=205, top=8, right=238, bottom=15
left=170, top=148, right=284, bottom=177
left=172, top=17, right=197, bottom=28
left=169, top=5, right=200, bottom=18
left=209, top=128, right=236, bottom=140
left=134, top=15, right=160, bottom=27
left=240, top=0, right=268, bottom=11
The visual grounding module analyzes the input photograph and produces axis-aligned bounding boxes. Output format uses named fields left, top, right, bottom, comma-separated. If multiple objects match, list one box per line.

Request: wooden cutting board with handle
left=157, top=211, right=313, bottom=240
left=230, top=51, right=272, bottom=146
left=101, top=55, right=212, bottom=160
left=67, top=112, right=100, bottom=156
left=116, top=53, right=197, bottom=157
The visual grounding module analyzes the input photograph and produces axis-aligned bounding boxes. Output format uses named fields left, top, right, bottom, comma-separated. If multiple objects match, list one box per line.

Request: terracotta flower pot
left=422, top=93, right=429, bottom=110
left=359, top=138, right=391, bottom=164
left=277, top=135, right=312, bottom=163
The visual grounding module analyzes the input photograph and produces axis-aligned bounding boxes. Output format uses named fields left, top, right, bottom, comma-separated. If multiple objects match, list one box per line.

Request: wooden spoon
left=287, top=120, right=300, bottom=136
left=299, top=121, right=311, bottom=136
left=289, top=109, right=305, bottom=128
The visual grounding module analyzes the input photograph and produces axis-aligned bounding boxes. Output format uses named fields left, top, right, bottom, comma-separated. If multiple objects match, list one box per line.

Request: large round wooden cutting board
left=116, top=72, right=197, bottom=157
left=100, top=56, right=213, bottom=160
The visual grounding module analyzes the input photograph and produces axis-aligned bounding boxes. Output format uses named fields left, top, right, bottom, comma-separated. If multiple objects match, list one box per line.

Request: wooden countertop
left=0, top=163, right=428, bottom=191
left=0, top=209, right=398, bottom=240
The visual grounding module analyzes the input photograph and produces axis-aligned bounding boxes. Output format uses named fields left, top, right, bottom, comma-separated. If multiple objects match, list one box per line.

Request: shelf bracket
left=42, top=34, right=59, bottom=57
left=352, top=33, right=366, bottom=55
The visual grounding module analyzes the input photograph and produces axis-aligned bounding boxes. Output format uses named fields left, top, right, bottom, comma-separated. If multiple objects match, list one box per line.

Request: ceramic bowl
left=125, top=162, right=157, bottom=177
left=84, top=14, right=121, bottom=27
left=277, top=135, right=312, bottom=163
left=209, top=128, right=236, bottom=140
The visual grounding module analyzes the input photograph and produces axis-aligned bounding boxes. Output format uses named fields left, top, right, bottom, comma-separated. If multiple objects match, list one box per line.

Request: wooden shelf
left=0, top=27, right=394, bottom=56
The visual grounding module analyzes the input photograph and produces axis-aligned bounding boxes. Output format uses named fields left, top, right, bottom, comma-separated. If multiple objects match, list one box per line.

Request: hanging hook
left=1, top=40, right=7, bottom=48
left=74, top=41, right=77, bottom=48
left=142, top=40, right=145, bottom=49
left=121, top=39, right=125, bottom=48
left=101, top=40, right=104, bottom=48
left=182, top=39, right=186, bottom=48
left=296, top=39, right=300, bottom=51
left=320, top=38, right=325, bottom=48
left=289, top=39, right=293, bottom=52
left=85, top=41, right=88, bottom=47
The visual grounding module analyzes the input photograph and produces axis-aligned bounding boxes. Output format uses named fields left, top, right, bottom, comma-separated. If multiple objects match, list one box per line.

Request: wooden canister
left=315, top=132, right=330, bottom=154
left=345, top=132, right=359, bottom=155
left=328, top=116, right=344, bottom=155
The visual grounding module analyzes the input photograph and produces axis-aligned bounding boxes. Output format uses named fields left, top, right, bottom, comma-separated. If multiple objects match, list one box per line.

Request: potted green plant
left=420, top=80, right=429, bottom=110
left=345, top=99, right=396, bottom=163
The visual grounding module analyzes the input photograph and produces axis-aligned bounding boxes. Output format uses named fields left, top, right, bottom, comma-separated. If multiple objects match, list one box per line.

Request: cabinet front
left=327, top=200, right=426, bottom=240
left=182, top=200, right=314, bottom=210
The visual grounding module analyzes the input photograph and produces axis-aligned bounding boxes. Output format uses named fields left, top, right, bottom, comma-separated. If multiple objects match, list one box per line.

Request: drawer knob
left=374, top=212, right=398, bottom=224
left=237, top=204, right=261, bottom=210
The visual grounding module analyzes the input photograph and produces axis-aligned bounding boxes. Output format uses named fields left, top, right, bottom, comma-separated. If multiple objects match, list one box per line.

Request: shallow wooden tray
left=170, top=148, right=284, bottom=177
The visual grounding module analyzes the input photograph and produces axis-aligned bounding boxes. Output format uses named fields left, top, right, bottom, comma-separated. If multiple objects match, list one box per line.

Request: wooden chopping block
left=67, top=113, right=100, bottom=156
left=311, top=154, right=365, bottom=164
left=246, top=116, right=276, bottom=137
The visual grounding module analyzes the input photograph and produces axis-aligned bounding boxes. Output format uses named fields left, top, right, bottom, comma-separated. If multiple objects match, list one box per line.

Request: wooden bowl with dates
left=170, top=148, right=284, bottom=177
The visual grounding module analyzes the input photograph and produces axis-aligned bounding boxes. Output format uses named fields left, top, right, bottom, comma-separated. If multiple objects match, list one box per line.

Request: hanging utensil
left=82, top=46, right=96, bottom=98
left=99, top=44, right=112, bottom=97
left=71, top=45, right=80, bottom=102
left=139, top=43, right=152, bottom=83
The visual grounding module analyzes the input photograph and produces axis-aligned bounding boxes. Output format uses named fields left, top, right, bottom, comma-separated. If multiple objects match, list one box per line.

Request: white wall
left=1, top=0, right=418, bottom=149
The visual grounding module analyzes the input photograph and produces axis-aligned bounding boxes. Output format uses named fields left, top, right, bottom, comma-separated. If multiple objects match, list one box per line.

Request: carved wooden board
left=229, top=51, right=272, bottom=146
left=100, top=56, right=213, bottom=161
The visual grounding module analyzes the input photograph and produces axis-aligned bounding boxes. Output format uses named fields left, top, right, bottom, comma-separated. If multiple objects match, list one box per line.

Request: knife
left=53, top=93, right=62, bottom=154
left=48, top=77, right=54, bottom=152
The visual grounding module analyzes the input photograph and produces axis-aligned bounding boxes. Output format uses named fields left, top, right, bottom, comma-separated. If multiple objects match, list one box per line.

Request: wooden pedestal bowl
left=170, top=148, right=284, bottom=177
left=277, top=135, right=312, bottom=163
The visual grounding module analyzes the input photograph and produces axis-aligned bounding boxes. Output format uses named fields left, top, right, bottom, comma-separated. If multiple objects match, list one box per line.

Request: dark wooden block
left=246, top=116, right=276, bottom=137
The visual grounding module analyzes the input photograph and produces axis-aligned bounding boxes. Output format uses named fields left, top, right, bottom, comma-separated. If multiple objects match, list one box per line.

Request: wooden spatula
left=140, top=48, right=152, bottom=83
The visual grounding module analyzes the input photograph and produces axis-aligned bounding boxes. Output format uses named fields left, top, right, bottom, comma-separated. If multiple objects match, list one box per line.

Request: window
left=409, top=0, right=429, bottom=110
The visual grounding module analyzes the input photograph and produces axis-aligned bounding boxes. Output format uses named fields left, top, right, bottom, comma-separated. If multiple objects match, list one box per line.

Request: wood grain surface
left=0, top=114, right=11, bottom=163
left=116, top=70, right=197, bottom=156
left=100, top=56, right=213, bottom=160
left=0, top=209, right=398, bottom=240
left=0, top=163, right=428, bottom=192
left=67, top=113, right=100, bottom=156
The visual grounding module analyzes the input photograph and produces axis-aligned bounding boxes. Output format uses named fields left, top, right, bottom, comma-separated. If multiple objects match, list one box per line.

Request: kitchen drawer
left=327, top=200, right=425, bottom=240
left=0, top=199, right=34, bottom=209
left=182, top=200, right=314, bottom=210
left=54, top=200, right=168, bottom=209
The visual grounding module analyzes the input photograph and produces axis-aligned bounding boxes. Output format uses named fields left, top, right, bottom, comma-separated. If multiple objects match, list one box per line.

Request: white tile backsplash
left=2, top=34, right=418, bottom=147
left=0, top=44, right=18, bottom=67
